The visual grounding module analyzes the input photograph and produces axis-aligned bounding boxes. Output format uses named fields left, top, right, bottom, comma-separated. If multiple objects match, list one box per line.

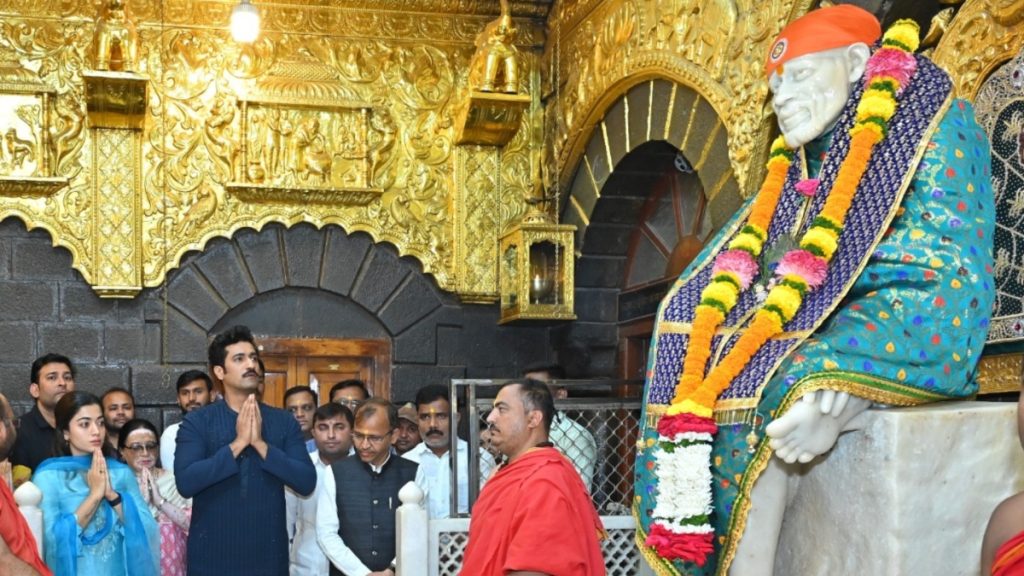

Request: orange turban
left=764, top=4, right=881, bottom=78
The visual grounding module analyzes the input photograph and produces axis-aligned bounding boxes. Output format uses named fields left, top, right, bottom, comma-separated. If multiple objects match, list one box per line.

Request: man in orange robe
left=460, top=380, right=606, bottom=576
left=0, top=392, right=51, bottom=576
left=982, top=391, right=1024, bottom=576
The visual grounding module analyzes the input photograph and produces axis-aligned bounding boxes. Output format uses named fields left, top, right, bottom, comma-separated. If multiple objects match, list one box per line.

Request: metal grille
left=428, top=517, right=639, bottom=576
left=473, top=397, right=641, bottom=513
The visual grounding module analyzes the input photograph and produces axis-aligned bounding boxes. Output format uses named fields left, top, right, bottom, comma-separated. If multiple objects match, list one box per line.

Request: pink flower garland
left=775, top=249, right=828, bottom=289
left=712, top=250, right=759, bottom=289
left=865, top=48, right=917, bottom=90
left=795, top=178, right=820, bottom=197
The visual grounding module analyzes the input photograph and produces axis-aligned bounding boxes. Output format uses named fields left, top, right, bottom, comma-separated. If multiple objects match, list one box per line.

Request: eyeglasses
left=352, top=432, right=388, bottom=445
left=335, top=398, right=361, bottom=408
left=125, top=442, right=158, bottom=453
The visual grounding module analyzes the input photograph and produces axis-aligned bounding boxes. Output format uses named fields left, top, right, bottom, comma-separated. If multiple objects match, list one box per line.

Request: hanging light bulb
left=230, top=0, right=260, bottom=43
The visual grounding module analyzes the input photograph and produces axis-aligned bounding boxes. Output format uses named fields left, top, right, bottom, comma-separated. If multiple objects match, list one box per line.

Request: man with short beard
left=286, top=403, right=354, bottom=576
left=160, top=370, right=213, bottom=472
left=0, top=392, right=51, bottom=575
left=101, top=386, right=135, bottom=453
left=460, top=380, right=604, bottom=575
left=11, top=353, right=76, bottom=481
left=403, top=385, right=496, bottom=519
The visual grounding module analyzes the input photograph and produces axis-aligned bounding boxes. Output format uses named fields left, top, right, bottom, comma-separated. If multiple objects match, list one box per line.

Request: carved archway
left=560, top=78, right=743, bottom=254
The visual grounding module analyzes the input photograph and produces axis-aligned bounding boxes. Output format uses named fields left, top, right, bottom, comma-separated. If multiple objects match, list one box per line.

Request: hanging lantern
left=498, top=215, right=575, bottom=324
left=497, top=16, right=574, bottom=324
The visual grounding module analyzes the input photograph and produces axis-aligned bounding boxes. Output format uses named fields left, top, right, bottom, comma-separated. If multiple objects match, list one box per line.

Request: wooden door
left=255, top=337, right=391, bottom=408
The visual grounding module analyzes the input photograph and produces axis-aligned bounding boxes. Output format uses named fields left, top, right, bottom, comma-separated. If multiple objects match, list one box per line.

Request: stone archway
left=561, top=78, right=744, bottom=254
left=553, top=78, right=743, bottom=378
left=159, top=223, right=551, bottom=403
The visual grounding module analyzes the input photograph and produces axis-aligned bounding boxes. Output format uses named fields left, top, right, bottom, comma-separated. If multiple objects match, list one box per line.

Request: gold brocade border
left=716, top=371, right=957, bottom=576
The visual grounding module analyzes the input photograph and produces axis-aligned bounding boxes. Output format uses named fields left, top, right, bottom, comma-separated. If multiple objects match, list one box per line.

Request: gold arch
left=559, top=72, right=743, bottom=253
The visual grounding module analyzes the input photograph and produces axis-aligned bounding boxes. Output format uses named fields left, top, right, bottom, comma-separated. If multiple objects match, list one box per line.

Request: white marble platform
left=775, top=401, right=1024, bottom=576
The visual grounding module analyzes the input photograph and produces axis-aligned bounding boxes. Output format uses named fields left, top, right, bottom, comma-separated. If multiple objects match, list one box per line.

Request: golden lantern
left=498, top=164, right=575, bottom=323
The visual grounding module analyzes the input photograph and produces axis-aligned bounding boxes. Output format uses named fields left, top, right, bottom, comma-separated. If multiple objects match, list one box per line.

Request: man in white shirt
left=523, top=363, right=598, bottom=492
left=286, top=402, right=354, bottom=576
left=402, top=385, right=496, bottom=519
left=159, top=370, right=212, bottom=471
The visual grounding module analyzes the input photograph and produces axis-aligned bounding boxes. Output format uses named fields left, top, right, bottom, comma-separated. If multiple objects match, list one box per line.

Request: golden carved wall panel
left=0, top=1, right=544, bottom=298
left=92, top=127, right=141, bottom=295
left=932, top=0, right=1024, bottom=99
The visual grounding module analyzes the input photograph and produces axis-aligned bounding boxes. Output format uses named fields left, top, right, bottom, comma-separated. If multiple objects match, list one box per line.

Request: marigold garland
left=647, top=19, right=922, bottom=565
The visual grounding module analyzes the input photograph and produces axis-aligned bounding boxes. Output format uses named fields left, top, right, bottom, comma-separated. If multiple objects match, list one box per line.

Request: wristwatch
left=106, top=492, right=122, bottom=507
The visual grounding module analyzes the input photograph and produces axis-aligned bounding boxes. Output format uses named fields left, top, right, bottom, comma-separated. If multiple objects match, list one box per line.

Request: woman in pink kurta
left=119, top=419, right=191, bottom=576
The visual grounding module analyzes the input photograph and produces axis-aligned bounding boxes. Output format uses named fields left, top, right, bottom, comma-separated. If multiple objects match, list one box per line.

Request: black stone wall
left=0, top=218, right=551, bottom=430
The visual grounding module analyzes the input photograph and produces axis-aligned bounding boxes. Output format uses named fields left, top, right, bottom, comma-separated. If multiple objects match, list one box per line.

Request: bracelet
left=106, top=492, right=122, bottom=507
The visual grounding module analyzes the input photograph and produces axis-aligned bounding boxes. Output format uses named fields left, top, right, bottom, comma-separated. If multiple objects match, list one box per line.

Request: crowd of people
left=0, top=325, right=606, bottom=576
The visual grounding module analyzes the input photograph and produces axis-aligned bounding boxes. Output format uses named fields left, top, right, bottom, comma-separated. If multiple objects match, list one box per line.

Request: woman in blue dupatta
left=33, top=391, right=159, bottom=576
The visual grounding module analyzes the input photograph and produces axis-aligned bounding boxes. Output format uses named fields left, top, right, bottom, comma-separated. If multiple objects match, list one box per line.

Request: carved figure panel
left=0, top=95, right=43, bottom=177
left=237, top=104, right=369, bottom=189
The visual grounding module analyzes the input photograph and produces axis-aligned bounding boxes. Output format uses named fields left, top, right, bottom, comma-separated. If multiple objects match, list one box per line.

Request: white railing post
left=15, top=480, right=44, bottom=557
left=396, top=481, right=428, bottom=576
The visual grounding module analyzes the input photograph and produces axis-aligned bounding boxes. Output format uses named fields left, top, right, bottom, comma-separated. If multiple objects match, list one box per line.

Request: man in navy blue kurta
left=176, top=325, right=316, bottom=576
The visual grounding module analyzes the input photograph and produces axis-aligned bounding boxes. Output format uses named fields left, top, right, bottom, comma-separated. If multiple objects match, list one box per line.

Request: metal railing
left=449, top=378, right=642, bottom=516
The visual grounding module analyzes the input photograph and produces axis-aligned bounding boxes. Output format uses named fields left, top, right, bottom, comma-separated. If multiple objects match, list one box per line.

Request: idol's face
left=769, top=47, right=857, bottom=149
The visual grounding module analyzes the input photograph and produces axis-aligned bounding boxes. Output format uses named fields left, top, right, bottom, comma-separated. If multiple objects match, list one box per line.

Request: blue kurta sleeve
left=173, top=411, right=240, bottom=498
left=258, top=409, right=316, bottom=496
left=34, top=467, right=82, bottom=576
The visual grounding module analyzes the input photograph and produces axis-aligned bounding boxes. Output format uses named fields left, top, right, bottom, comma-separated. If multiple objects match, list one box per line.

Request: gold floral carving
left=932, top=0, right=1024, bottom=99
left=0, top=3, right=544, bottom=297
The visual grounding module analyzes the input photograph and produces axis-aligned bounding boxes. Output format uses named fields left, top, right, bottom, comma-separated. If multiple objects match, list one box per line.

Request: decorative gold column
left=84, top=70, right=147, bottom=298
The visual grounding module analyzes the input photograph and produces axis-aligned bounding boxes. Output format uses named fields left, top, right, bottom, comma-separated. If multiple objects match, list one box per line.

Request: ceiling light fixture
left=230, top=0, right=260, bottom=43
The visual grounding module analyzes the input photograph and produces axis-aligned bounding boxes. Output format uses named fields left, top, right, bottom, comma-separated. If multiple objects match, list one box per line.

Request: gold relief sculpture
left=976, top=353, right=1024, bottom=394
left=932, top=0, right=1024, bottom=99
left=0, top=55, right=67, bottom=198
left=468, top=0, right=519, bottom=93
left=92, top=0, right=140, bottom=72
